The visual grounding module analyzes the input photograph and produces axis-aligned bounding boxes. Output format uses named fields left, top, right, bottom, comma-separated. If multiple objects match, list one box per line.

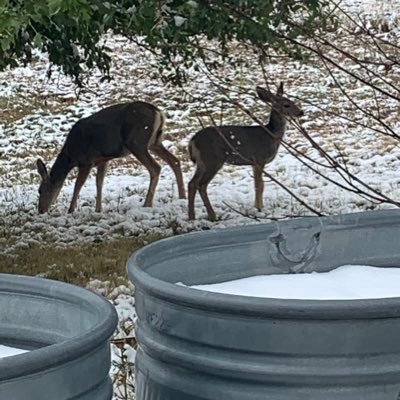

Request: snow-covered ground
left=1, top=0, right=399, bottom=399
left=1, top=14, right=399, bottom=253
left=189, top=265, right=400, bottom=300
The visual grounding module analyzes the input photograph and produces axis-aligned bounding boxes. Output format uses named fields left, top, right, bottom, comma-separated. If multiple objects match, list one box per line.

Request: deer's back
left=82, top=101, right=159, bottom=123
left=191, top=125, right=281, bottom=166
left=62, top=102, right=162, bottom=166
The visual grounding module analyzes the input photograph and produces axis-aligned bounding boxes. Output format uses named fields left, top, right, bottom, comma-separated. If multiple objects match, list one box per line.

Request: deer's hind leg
left=188, top=167, right=202, bottom=221
left=189, top=160, right=223, bottom=221
left=150, top=142, right=186, bottom=199
left=128, top=146, right=161, bottom=207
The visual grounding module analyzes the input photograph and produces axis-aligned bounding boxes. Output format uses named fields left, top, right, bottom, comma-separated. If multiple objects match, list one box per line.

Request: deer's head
left=256, top=83, right=304, bottom=118
left=36, top=159, right=62, bottom=214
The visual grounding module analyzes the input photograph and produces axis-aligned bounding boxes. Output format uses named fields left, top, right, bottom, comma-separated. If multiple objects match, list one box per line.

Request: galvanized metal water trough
left=0, top=274, right=117, bottom=400
left=127, top=209, right=400, bottom=400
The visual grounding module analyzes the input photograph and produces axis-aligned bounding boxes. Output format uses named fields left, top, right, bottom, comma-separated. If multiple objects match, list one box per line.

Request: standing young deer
left=188, top=83, right=304, bottom=221
left=37, top=101, right=186, bottom=214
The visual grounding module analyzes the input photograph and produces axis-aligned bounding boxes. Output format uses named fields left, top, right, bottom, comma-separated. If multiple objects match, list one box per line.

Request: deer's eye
left=284, top=104, right=290, bottom=108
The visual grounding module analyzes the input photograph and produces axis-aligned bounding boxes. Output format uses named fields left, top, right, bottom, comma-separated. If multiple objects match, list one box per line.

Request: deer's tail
left=148, top=108, right=166, bottom=148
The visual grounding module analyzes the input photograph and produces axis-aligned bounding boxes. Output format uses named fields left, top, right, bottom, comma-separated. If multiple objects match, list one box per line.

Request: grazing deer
left=37, top=101, right=186, bottom=214
left=188, top=83, right=304, bottom=221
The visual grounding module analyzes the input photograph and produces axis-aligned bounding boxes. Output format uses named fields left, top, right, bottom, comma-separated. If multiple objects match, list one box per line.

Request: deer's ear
left=256, top=86, right=275, bottom=103
left=37, top=159, right=49, bottom=181
left=276, top=82, right=284, bottom=97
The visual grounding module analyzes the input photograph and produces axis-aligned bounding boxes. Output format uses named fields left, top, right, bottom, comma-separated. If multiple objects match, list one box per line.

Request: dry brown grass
left=1, top=233, right=164, bottom=287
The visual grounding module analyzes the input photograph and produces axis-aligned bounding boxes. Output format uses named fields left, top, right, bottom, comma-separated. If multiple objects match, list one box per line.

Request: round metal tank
left=127, top=210, right=400, bottom=400
left=0, top=274, right=118, bottom=400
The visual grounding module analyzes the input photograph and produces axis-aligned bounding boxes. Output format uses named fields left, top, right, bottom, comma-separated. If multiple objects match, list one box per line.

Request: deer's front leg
left=95, top=162, right=108, bottom=212
left=253, top=165, right=264, bottom=211
left=68, top=166, right=91, bottom=213
left=150, top=143, right=186, bottom=199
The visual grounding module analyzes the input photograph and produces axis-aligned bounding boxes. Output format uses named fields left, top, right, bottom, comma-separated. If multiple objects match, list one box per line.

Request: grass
left=1, top=233, right=164, bottom=287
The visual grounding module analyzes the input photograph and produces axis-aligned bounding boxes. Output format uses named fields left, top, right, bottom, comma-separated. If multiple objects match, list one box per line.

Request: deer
left=188, top=83, right=304, bottom=221
left=36, top=101, right=186, bottom=214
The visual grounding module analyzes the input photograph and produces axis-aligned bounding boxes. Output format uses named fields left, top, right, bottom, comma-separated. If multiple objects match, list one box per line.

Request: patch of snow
left=187, top=0, right=198, bottom=8
left=174, top=16, right=187, bottom=27
left=0, top=345, right=29, bottom=359
left=189, top=265, right=400, bottom=300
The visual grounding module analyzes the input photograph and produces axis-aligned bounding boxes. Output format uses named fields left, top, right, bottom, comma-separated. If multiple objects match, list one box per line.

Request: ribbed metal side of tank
left=128, top=210, right=400, bottom=400
left=0, top=274, right=118, bottom=400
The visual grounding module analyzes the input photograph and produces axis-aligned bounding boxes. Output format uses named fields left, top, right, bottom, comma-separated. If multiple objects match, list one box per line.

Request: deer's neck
left=50, top=151, right=72, bottom=186
left=266, top=108, right=287, bottom=139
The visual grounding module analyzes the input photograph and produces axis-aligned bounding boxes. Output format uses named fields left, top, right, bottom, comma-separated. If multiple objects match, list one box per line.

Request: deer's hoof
left=208, top=214, right=217, bottom=222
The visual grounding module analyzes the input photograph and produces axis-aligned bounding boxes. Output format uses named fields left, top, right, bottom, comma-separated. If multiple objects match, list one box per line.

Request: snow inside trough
left=189, top=265, right=400, bottom=300
left=0, top=345, right=28, bottom=359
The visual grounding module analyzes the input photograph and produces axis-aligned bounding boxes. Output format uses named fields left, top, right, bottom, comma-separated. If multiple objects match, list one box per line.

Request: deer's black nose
left=299, top=110, right=305, bottom=117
